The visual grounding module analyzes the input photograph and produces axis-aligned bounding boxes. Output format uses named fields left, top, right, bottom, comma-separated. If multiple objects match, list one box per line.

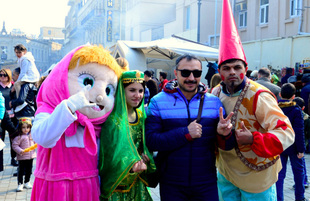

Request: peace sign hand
left=217, top=107, right=234, bottom=136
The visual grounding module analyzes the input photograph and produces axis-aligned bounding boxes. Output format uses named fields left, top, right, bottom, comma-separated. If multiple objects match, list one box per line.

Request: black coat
left=0, top=111, right=17, bottom=171
left=11, top=83, right=37, bottom=118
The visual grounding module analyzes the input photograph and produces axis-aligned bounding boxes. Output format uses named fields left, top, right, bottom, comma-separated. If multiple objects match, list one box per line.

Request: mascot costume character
left=31, top=45, right=126, bottom=201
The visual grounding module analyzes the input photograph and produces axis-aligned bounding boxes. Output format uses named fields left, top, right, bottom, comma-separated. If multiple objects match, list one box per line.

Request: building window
left=290, top=0, right=302, bottom=17
left=209, top=35, right=220, bottom=47
left=48, top=30, right=51, bottom=35
left=236, top=1, right=247, bottom=28
left=185, top=6, right=190, bottom=30
left=239, top=11, right=247, bottom=28
left=260, top=0, right=269, bottom=24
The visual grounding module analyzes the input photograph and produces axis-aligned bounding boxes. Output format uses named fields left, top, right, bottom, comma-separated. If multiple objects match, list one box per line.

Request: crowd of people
left=0, top=0, right=308, bottom=201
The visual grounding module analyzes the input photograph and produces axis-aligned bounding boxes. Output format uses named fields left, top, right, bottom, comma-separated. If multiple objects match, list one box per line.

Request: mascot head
left=67, top=45, right=127, bottom=119
left=36, top=45, right=128, bottom=120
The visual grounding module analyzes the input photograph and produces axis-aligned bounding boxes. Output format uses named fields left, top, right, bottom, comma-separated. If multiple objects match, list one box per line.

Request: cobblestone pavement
left=0, top=135, right=309, bottom=201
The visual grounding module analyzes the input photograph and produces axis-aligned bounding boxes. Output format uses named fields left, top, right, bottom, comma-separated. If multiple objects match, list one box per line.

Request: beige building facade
left=63, top=0, right=125, bottom=54
left=62, top=0, right=310, bottom=71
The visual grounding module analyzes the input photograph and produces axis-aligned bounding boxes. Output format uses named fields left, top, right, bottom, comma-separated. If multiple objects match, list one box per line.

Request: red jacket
left=158, top=79, right=168, bottom=92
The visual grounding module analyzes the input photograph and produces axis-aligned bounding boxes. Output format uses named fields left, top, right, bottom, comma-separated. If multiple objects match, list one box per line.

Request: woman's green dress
left=99, top=71, right=156, bottom=201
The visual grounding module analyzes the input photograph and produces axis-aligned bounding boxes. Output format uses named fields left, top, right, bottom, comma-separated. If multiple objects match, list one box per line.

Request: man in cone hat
left=213, top=0, right=294, bottom=200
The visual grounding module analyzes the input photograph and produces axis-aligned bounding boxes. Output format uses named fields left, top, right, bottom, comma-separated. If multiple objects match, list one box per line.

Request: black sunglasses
left=0, top=74, right=7, bottom=77
left=176, top=69, right=202, bottom=78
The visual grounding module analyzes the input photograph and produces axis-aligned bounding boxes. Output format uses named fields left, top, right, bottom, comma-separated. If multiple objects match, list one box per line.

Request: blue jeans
left=217, top=172, right=276, bottom=201
left=276, top=152, right=305, bottom=201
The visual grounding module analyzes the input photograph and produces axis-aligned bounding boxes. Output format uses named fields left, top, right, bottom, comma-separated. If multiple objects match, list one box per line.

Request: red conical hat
left=218, top=0, right=247, bottom=66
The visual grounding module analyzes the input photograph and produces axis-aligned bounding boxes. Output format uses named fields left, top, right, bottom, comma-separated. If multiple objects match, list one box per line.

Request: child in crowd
left=294, top=96, right=310, bottom=188
left=12, top=117, right=36, bottom=192
left=276, top=83, right=306, bottom=201
left=13, top=44, right=40, bottom=98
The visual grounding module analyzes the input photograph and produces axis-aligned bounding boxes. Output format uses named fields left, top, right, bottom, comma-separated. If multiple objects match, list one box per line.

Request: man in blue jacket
left=145, top=54, right=225, bottom=201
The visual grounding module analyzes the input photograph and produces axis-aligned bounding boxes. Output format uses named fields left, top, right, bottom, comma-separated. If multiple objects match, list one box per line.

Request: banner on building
left=107, top=10, right=113, bottom=42
left=107, top=0, right=113, bottom=8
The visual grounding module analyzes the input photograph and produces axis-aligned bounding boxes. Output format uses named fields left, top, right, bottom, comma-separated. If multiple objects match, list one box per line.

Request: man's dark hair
left=286, top=68, right=293, bottom=75
left=246, top=70, right=252, bottom=78
left=144, top=70, right=152, bottom=78
left=14, top=67, right=20, bottom=74
left=294, top=97, right=305, bottom=108
left=175, top=54, right=201, bottom=69
left=160, top=72, right=167, bottom=79
left=280, top=83, right=296, bottom=99
left=14, top=44, right=27, bottom=52
left=258, top=67, right=271, bottom=78
left=302, top=74, right=310, bottom=83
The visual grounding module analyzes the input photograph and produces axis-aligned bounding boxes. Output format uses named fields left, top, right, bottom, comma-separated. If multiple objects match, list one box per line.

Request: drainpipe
left=298, top=0, right=310, bottom=35
left=214, top=0, right=218, bottom=46
left=197, top=0, right=202, bottom=43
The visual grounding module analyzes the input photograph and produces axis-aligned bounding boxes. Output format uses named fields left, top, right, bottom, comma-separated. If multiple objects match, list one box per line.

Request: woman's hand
left=141, top=153, right=150, bottom=164
left=132, top=160, right=147, bottom=173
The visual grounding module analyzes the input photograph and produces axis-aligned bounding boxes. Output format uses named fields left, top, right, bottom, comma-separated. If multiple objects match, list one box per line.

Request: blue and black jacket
left=145, top=80, right=224, bottom=186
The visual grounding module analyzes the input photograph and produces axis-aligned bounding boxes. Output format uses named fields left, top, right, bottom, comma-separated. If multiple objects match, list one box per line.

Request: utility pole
left=197, top=0, right=202, bottom=43
left=214, top=0, right=218, bottom=46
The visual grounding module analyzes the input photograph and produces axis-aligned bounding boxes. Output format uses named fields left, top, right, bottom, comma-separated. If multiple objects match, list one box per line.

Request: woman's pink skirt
left=31, top=177, right=100, bottom=201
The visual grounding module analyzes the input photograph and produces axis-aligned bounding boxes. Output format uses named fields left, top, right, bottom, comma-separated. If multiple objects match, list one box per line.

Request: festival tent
left=110, top=36, right=219, bottom=71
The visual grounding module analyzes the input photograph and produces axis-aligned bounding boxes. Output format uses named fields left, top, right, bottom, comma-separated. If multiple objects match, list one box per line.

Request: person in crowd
left=12, top=117, right=36, bottom=192
left=294, top=73, right=304, bottom=97
left=158, top=72, right=168, bottom=92
left=249, top=70, right=258, bottom=81
left=99, top=70, right=156, bottom=200
left=9, top=77, right=37, bottom=121
left=271, top=73, right=280, bottom=86
left=276, top=83, right=306, bottom=201
left=11, top=67, right=20, bottom=176
left=294, top=97, right=310, bottom=187
left=256, top=67, right=281, bottom=100
left=14, top=44, right=40, bottom=98
left=301, top=73, right=310, bottom=115
left=281, top=67, right=293, bottom=85
left=0, top=69, right=14, bottom=110
left=12, top=67, right=20, bottom=83
left=0, top=110, right=16, bottom=172
left=0, top=69, right=18, bottom=166
left=212, top=0, right=294, bottom=200
left=205, top=61, right=219, bottom=87
left=144, top=70, right=158, bottom=105
left=145, top=54, right=224, bottom=201
left=208, top=73, right=221, bottom=93
left=36, top=75, right=48, bottom=92
left=246, top=70, right=252, bottom=78
left=30, top=45, right=125, bottom=201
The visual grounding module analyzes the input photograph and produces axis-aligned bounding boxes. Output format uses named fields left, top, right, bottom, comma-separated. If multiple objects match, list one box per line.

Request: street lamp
left=197, top=0, right=202, bottom=43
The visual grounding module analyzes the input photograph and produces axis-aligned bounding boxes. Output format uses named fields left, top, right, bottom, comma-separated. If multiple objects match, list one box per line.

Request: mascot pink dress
left=31, top=45, right=125, bottom=201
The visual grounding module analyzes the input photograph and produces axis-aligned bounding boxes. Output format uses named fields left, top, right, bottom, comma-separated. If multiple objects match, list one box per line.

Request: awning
left=120, top=36, right=218, bottom=61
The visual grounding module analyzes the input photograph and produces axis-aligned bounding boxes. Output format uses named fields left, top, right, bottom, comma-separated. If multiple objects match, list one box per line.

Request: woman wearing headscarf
left=99, top=70, right=156, bottom=201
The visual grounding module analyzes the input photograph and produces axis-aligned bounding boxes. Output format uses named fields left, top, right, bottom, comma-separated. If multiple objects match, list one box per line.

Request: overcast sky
left=0, top=0, right=70, bottom=36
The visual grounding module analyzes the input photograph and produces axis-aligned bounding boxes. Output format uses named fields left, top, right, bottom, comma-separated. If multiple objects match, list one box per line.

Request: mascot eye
left=106, top=84, right=115, bottom=96
left=78, top=74, right=95, bottom=88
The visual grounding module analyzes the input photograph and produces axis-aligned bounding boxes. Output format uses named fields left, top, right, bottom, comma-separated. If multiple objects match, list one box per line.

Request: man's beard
left=179, top=81, right=198, bottom=93
left=230, top=81, right=235, bottom=89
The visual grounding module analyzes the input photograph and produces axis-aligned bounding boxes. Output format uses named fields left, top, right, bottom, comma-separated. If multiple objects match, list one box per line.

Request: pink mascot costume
left=31, top=45, right=125, bottom=201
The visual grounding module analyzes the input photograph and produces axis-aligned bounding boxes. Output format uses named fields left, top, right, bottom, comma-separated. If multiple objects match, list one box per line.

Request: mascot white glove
left=67, top=85, right=96, bottom=114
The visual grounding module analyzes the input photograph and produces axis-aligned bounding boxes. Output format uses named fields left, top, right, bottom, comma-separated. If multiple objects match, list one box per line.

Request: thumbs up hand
left=235, top=121, right=253, bottom=145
